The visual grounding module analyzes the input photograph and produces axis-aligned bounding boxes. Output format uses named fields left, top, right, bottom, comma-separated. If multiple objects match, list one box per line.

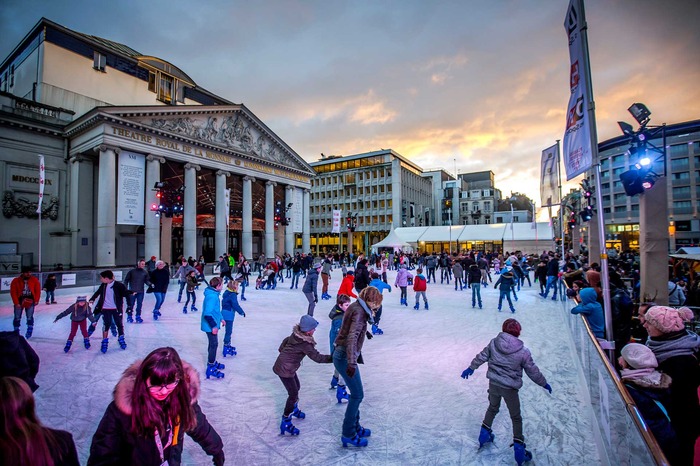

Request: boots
left=101, top=338, right=109, bottom=354
left=182, top=306, right=188, bottom=314
left=280, top=415, right=299, bottom=435
left=25, top=325, right=33, bottom=339
left=126, top=313, right=134, bottom=323
left=64, top=339, right=72, bottom=353
left=84, top=337, right=91, bottom=349
left=118, top=335, right=127, bottom=350
left=357, top=425, right=371, bottom=437
left=478, top=424, right=495, bottom=448
left=206, top=363, right=225, bottom=379
left=291, top=403, right=305, bottom=419
left=413, top=302, right=419, bottom=310
left=341, top=433, right=368, bottom=447
left=336, top=384, right=349, bottom=403
left=424, top=302, right=429, bottom=310
left=371, top=324, right=383, bottom=335
left=513, top=439, right=533, bottom=465
left=223, top=344, right=237, bottom=357
left=330, top=375, right=339, bottom=389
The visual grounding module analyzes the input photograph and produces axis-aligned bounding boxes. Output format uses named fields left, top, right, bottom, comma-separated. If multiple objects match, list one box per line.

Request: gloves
left=346, top=364, right=356, bottom=378
left=242, top=312, right=246, bottom=318
left=212, top=451, right=225, bottom=466
left=366, top=330, right=373, bottom=340
left=544, top=383, right=552, bottom=394
left=461, top=368, right=474, bottom=379
left=314, top=297, right=318, bottom=303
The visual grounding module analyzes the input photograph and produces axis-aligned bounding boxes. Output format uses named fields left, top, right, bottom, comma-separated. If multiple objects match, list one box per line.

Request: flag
left=331, top=210, right=341, bottom=234
left=562, top=0, right=594, bottom=180
left=225, top=188, right=231, bottom=225
left=36, top=155, right=45, bottom=214
left=540, top=143, right=560, bottom=207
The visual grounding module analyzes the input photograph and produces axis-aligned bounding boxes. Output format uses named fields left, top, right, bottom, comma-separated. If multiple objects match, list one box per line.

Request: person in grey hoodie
left=461, top=319, right=551, bottom=465
left=302, top=263, right=322, bottom=316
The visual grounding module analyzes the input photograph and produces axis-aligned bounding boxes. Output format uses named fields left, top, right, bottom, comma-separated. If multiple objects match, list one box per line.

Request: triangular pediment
left=90, top=105, right=315, bottom=176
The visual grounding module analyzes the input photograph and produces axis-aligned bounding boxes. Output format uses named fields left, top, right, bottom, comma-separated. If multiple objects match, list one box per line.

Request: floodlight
left=641, top=178, right=655, bottom=190
left=154, top=181, right=166, bottom=189
left=628, top=103, right=651, bottom=126
left=638, top=157, right=651, bottom=166
left=618, top=121, right=635, bottom=137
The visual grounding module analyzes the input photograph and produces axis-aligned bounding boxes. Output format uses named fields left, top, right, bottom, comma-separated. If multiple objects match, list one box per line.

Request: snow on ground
left=0, top=269, right=600, bottom=465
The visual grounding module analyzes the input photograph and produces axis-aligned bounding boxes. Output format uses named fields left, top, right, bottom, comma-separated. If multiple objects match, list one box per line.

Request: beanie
left=299, top=315, right=319, bottom=332
left=620, top=343, right=658, bottom=369
left=76, top=296, right=87, bottom=303
left=645, top=306, right=691, bottom=333
left=502, top=318, right=521, bottom=337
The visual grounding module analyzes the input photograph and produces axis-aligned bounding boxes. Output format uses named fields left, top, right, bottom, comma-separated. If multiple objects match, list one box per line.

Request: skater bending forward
left=273, top=315, right=332, bottom=436
left=461, top=318, right=552, bottom=466
left=333, top=286, right=383, bottom=448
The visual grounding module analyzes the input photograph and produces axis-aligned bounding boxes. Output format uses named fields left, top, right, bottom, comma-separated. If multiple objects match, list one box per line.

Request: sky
left=1, top=0, right=699, bottom=210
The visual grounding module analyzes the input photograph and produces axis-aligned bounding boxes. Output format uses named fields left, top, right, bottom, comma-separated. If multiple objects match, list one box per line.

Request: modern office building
left=0, top=18, right=315, bottom=270
left=308, top=149, right=432, bottom=253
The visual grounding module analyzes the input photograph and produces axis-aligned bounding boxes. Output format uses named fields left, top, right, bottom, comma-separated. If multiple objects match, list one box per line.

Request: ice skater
left=412, top=268, right=428, bottom=310
left=394, top=264, right=411, bottom=306
left=468, top=263, right=482, bottom=308
left=494, top=270, right=517, bottom=312
left=43, top=273, right=57, bottom=304
left=10, top=267, right=41, bottom=338
left=201, top=277, right=226, bottom=379
left=221, top=279, right=246, bottom=358
left=328, top=294, right=352, bottom=403
left=89, top=270, right=132, bottom=353
left=368, top=272, right=391, bottom=334
left=182, top=270, right=199, bottom=314
left=273, top=315, right=332, bottom=435
left=461, top=318, right=552, bottom=466
left=302, top=262, right=322, bottom=316
left=54, top=296, right=96, bottom=352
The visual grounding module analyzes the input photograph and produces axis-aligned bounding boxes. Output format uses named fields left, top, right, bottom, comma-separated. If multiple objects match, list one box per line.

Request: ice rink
left=0, top=268, right=600, bottom=465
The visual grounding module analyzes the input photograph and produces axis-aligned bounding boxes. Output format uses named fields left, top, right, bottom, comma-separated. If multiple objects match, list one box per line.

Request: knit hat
left=76, top=296, right=87, bottom=302
left=645, top=306, right=693, bottom=333
left=502, top=318, right=521, bottom=337
left=620, top=343, right=658, bottom=369
left=150, top=256, right=156, bottom=260
left=299, top=315, right=319, bottom=332
left=314, top=262, right=323, bottom=270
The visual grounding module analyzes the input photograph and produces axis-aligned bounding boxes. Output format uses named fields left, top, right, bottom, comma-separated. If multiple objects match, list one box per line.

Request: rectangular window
left=159, top=75, right=174, bottom=103
left=615, top=206, right=627, bottom=213
left=611, top=154, right=625, bottom=165
left=672, top=172, right=689, bottom=180
left=669, top=144, right=688, bottom=157
left=671, top=158, right=689, bottom=171
left=148, top=72, right=156, bottom=92
left=672, top=186, right=691, bottom=198
left=694, top=142, right=700, bottom=154
left=93, top=51, right=106, bottom=71
left=673, top=200, right=692, bottom=209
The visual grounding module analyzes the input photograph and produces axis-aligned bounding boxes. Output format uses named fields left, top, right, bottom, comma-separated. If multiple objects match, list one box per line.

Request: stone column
left=95, top=145, right=119, bottom=267
left=285, top=185, right=295, bottom=255
left=215, top=170, right=230, bottom=257
left=265, top=181, right=276, bottom=260
left=242, top=176, right=255, bottom=260
left=145, top=155, right=164, bottom=261
left=69, top=156, right=82, bottom=266
left=303, top=189, right=311, bottom=252
left=183, top=163, right=200, bottom=260
left=160, top=216, right=172, bottom=264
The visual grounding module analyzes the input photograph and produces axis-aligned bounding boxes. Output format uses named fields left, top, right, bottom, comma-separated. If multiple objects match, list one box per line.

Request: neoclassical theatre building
left=0, top=18, right=315, bottom=268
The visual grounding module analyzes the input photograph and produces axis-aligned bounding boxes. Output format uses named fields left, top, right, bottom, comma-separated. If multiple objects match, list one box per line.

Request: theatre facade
left=0, top=18, right=315, bottom=269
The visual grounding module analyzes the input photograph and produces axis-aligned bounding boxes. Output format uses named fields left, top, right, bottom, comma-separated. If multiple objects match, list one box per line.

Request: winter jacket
left=546, top=258, right=559, bottom=277
left=90, top=281, right=131, bottom=314
left=44, top=427, right=81, bottom=466
left=354, top=262, right=371, bottom=292
left=334, top=298, right=373, bottom=366
left=452, top=262, right=464, bottom=279
left=321, top=260, right=332, bottom=276
left=571, top=288, right=605, bottom=338
left=55, top=302, right=96, bottom=323
left=329, top=305, right=345, bottom=352
left=302, top=268, right=320, bottom=297
left=535, top=264, right=547, bottom=283
left=0, top=330, right=40, bottom=392
left=426, top=256, right=437, bottom=269
left=43, top=276, right=58, bottom=292
left=667, top=281, right=686, bottom=306
left=201, top=286, right=222, bottom=333
left=123, top=267, right=151, bottom=293
left=88, top=360, right=223, bottom=466
left=10, top=274, right=41, bottom=305
left=221, top=290, right=245, bottom=322
left=468, top=265, right=482, bottom=285
left=338, top=275, right=357, bottom=298
left=273, top=325, right=332, bottom=378
left=149, top=267, right=171, bottom=293
left=494, top=272, right=516, bottom=292
left=413, top=274, right=427, bottom=292
left=469, top=332, right=547, bottom=390
left=185, top=275, right=199, bottom=293
left=369, top=278, right=391, bottom=294
left=394, top=267, right=411, bottom=287
left=174, top=264, right=196, bottom=283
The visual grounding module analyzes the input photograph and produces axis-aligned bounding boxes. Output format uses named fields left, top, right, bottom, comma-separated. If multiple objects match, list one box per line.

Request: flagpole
left=37, top=155, right=45, bottom=273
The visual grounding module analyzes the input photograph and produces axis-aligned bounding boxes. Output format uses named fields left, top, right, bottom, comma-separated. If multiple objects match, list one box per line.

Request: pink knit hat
left=645, top=306, right=693, bottom=333
left=620, top=343, right=658, bottom=369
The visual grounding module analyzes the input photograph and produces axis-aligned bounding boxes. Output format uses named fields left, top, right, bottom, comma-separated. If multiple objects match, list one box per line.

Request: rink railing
left=564, top=299, right=670, bottom=466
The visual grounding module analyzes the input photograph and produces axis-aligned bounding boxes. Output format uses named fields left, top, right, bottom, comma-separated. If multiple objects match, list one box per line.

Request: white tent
left=371, top=227, right=414, bottom=252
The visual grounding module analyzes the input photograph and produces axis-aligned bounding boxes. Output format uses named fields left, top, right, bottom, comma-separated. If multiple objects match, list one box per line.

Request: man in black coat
left=354, top=259, right=371, bottom=293
left=89, top=270, right=133, bottom=353
left=0, top=330, right=40, bottom=391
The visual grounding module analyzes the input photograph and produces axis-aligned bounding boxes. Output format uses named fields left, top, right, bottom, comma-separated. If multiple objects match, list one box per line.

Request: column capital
left=69, top=155, right=84, bottom=164
left=285, top=185, right=295, bottom=192
left=304, top=189, right=311, bottom=194
left=95, top=144, right=121, bottom=155
left=243, top=176, right=256, bottom=183
left=266, top=181, right=277, bottom=187
left=184, top=163, right=201, bottom=171
left=146, top=154, right=166, bottom=164
left=216, top=170, right=231, bottom=177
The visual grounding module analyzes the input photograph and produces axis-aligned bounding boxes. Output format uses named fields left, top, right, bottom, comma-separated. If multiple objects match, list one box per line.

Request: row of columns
left=90, top=145, right=312, bottom=267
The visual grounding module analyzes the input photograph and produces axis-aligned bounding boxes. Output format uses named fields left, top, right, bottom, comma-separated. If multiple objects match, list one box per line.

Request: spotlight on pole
left=618, top=121, right=635, bottom=138
left=628, top=102, right=651, bottom=126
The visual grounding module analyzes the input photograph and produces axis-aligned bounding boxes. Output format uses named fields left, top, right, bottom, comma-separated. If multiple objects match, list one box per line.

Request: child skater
left=53, top=296, right=96, bottom=352
left=273, top=315, right=332, bottom=436
left=43, top=273, right=57, bottom=304
left=368, top=272, right=391, bottom=335
left=494, top=270, right=517, bottom=312
left=201, top=277, right=225, bottom=380
left=412, top=268, right=428, bottom=310
left=493, top=257, right=501, bottom=275
left=221, top=279, right=246, bottom=358
left=461, top=318, right=552, bottom=466
left=328, top=294, right=352, bottom=404
left=394, top=264, right=412, bottom=306
left=183, top=270, right=199, bottom=314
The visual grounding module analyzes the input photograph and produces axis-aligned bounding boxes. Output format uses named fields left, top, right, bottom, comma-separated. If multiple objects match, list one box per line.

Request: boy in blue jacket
left=571, top=287, right=605, bottom=338
left=201, top=277, right=225, bottom=379
left=369, top=272, right=391, bottom=335
left=221, top=279, right=246, bottom=357
left=494, top=270, right=517, bottom=313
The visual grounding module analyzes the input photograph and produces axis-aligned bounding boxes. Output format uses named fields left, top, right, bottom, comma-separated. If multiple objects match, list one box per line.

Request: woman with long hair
left=0, top=376, right=79, bottom=466
left=88, top=347, right=224, bottom=465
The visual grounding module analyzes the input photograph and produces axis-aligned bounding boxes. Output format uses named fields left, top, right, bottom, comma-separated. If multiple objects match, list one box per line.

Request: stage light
left=618, top=121, right=635, bottom=137
left=628, top=103, right=651, bottom=126
left=638, top=157, right=651, bottom=166
left=641, top=178, right=655, bottom=190
left=620, top=169, right=645, bottom=196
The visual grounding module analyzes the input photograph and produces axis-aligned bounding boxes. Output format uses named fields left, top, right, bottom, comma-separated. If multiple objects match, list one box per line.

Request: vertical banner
left=117, top=151, right=146, bottom=225
left=36, top=155, right=45, bottom=213
left=540, top=143, right=561, bottom=206
left=293, top=188, right=304, bottom=233
left=225, top=188, right=231, bottom=225
left=563, top=0, right=593, bottom=180
left=331, top=209, right=341, bottom=234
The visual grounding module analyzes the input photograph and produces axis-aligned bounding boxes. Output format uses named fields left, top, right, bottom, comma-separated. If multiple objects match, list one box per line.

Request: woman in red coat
left=337, top=271, right=357, bottom=298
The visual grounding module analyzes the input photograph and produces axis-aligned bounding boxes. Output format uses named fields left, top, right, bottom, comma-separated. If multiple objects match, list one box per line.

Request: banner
left=331, top=209, right=341, bottom=234
left=36, top=155, right=45, bottom=214
left=563, top=0, right=593, bottom=180
left=540, top=143, right=561, bottom=207
left=117, top=151, right=145, bottom=225
left=225, top=188, right=231, bottom=225
left=293, top=189, right=303, bottom=233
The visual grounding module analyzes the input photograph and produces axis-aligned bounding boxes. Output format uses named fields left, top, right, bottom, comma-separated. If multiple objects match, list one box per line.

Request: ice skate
left=206, top=363, right=225, bottom=379
left=341, top=433, right=368, bottom=447
left=84, top=337, right=91, bottom=349
left=153, top=310, right=160, bottom=320
left=213, top=361, right=225, bottom=370
left=118, top=335, right=127, bottom=350
left=357, top=425, right=371, bottom=437
left=513, top=439, right=533, bottom=465
left=182, top=306, right=188, bottom=314
left=371, top=324, right=383, bottom=335
left=280, top=415, right=299, bottom=435
left=478, top=424, right=495, bottom=448
left=222, top=344, right=237, bottom=357
left=336, top=384, right=349, bottom=403
left=135, top=316, right=143, bottom=323
left=64, top=339, right=72, bottom=353
left=413, top=302, right=419, bottom=310
left=291, top=403, right=305, bottom=419
left=101, top=338, right=109, bottom=354
left=126, top=314, right=134, bottom=323
left=330, top=375, right=339, bottom=389
left=191, top=306, right=198, bottom=312
left=25, top=325, right=33, bottom=339
left=424, top=303, right=429, bottom=310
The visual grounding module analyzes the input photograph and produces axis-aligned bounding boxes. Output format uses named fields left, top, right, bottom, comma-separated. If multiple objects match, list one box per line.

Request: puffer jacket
left=200, top=286, right=222, bottom=333
left=394, top=267, right=411, bottom=287
left=337, top=275, right=357, bottom=298
left=354, top=263, right=371, bottom=292
left=468, top=264, right=481, bottom=285
left=469, top=332, right=547, bottom=390
left=571, top=288, right=605, bottom=338
left=334, top=298, right=373, bottom=366
left=221, top=289, right=245, bottom=322
left=494, top=271, right=516, bottom=292
left=273, top=325, right=332, bottom=378
left=302, top=268, right=319, bottom=296
left=88, top=360, right=223, bottom=466
left=452, top=262, right=464, bottom=279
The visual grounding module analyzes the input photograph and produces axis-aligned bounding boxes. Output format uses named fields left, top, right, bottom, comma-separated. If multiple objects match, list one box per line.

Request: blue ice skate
left=513, top=439, right=533, bottom=465
left=330, top=375, right=339, bottom=389
left=336, top=384, right=349, bottom=403
left=357, top=425, right=371, bottom=438
left=118, top=335, right=127, bottom=350
left=100, top=338, right=109, bottom=354
left=84, top=337, right=91, bottom=349
left=341, top=433, right=368, bottom=447
left=25, top=325, right=33, bottom=339
left=478, top=425, right=495, bottom=448
left=206, top=363, right=225, bottom=379
left=222, top=345, right=237, bottom=357
left=280, top=415, right=299, bottom=435
left=64, top=339, right=72, bottom=353
left=291, top=403, right=305, bottom=419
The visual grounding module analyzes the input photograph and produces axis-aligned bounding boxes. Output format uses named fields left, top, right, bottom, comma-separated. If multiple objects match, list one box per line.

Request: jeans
left=543, top=276, right=558, bottom=298
left=184, top=291, right=196, bottom=308
left=153, top=292, right=166, bottom=311
left=414, top=291, right=428, bottom=306
left=483, top=382, right=523, bottom=441
left=279, top=374, right=301, bottom=417
left=454, top=277, right=463, bottom=290
left=291, top=272, right=301, bottom=288
left=127, top=292, right=145, bottom=316
left=101, top=309, right=124, bottom=337
left=13, top=304, right=35, bottom=328
left=498, top=290, right=514, bottom=310
left=206, top=332, right=218, bottom=364
left=427, top=268, right=436, bottom=283
left=45, top=290, right=55, bottom=303
left=223, top=319, right=234, bottom=345
left=399, top=286, right=407, bottom=302
left=240, top=280, right=247, bottom=299
left=305, top=292, right=316, bottom=316
left=177, top=281, right=187, bottom=300
left=471, top=283, right=482, bottom=306
left=333, top=345, right=364, bottom=437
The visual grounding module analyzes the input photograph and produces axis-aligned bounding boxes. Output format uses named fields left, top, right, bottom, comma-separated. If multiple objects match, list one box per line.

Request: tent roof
left=372, top=228, right=412, bottom=248
left=392, top=222, right=554, bottom=243
left=675, top=247, right=700, bottom=255
left=417, top=225, right=465, bottom=242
